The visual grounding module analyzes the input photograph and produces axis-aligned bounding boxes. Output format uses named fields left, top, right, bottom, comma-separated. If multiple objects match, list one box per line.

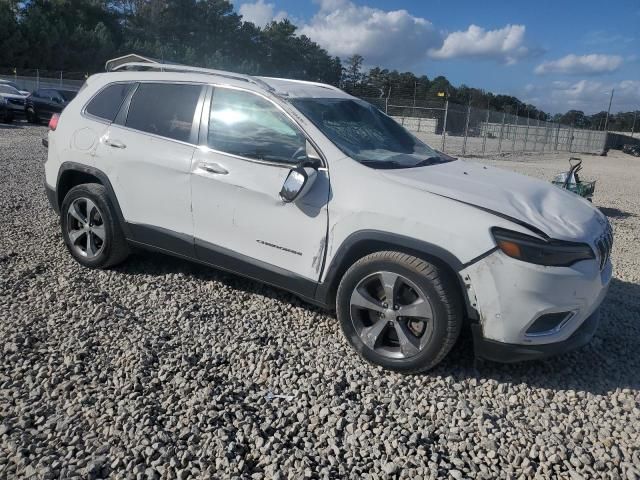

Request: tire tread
left=336, top=250, right=462, bottom=373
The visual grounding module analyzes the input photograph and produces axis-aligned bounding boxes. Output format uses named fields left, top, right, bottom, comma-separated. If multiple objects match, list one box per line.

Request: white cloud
left=238, top=0, right=287, bottom=27
left=298, top=0, right=441, bottom=69
left=237, top=0, right=536, bottom=69
left=535, top=54, right=623, bottom=75
left=428, top=24, right=529, bottom=64
left=522, top=79, right=640, bottom=113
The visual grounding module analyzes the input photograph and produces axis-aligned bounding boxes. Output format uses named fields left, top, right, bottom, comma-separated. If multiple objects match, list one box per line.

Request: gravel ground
left=1, top=123, right=639, bottom=480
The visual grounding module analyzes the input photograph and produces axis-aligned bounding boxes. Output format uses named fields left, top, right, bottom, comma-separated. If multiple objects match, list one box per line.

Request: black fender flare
left=55, top=162, right=131, bottom=238
left=314, top=230, right=480, bottom=320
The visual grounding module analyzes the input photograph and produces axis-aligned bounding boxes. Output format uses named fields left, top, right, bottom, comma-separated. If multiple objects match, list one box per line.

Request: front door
left=191, top=86, right=330, bottom=285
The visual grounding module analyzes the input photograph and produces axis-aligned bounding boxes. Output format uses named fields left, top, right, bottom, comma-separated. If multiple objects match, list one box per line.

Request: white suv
left=43, top=63, right=613, bottom=372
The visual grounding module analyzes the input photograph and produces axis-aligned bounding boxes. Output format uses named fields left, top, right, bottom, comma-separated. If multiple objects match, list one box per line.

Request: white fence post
left=462, top=102, right=471, bottom=155
left=498, top=112, right=506, bottom=152
left=441, top=97, right=449, bottom=151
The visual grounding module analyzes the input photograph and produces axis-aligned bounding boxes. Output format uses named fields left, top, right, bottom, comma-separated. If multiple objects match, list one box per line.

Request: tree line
left=0, top=0, right=636, bottom=130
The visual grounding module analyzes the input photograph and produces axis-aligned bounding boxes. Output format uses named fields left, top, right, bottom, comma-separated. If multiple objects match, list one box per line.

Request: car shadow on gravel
left=0, top=123, right=24, bottom=129
left=116, top=252, right=639, bottom=395
left=114, top=250, right=328, bottom=312
left=599, top=207, right=636, bottom=219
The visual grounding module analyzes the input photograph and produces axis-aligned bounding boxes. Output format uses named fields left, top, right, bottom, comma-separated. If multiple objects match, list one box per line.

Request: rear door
left=95, top=82, right=205, bottom=252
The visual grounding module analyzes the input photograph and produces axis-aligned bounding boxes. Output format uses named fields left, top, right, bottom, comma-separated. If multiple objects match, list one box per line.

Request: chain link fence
left=360, top=95, right=613, bottom=157
left=0, top=69, right=86, bottom=93
left=3, top=68, right=636, bottom=157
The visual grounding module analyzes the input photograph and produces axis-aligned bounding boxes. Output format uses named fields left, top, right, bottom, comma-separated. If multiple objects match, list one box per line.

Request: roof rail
left=110, top=62, right=274, bottom=92
left=258, top=76, right=343, bottom=93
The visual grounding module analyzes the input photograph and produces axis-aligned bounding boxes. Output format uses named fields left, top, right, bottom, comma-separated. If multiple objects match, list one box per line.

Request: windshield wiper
left=359, top=159, right=408, bottom=169
left=412, top=156, right=445, bottom=167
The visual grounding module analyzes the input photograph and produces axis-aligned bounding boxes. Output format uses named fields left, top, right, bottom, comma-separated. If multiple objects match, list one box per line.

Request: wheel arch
left=315, top=230, right=479, bottom=321
left=56, top=162, right=130, bottom=237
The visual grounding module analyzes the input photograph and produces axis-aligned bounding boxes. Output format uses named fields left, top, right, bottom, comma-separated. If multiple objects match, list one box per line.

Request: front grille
left=596, top=222, right=613, bottom=270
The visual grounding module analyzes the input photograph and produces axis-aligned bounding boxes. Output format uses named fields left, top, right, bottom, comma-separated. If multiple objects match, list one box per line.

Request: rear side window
left=85, top=83, right=133, bottom=122
left=125, top=83, right=202, bottom=143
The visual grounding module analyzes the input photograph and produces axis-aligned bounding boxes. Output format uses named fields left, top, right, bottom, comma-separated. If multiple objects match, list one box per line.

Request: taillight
left=48, top=113, right=59, bottom=131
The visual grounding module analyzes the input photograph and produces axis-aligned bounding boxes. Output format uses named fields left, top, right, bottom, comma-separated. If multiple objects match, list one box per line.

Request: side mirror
left=280, top=166, right=318, bottom=203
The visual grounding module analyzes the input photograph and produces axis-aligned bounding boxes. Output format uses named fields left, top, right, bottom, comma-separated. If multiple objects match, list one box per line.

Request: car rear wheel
left=336, top=251, right=463, bottom=373
left=60, top=183, right=129, bottom=268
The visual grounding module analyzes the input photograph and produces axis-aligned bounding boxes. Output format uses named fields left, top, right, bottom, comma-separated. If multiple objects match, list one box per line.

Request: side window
left=125, top=83, right=202, bottom=143
left=208, top=88, right=306, bottom=164
left=85, top=83, right=133, bottom=122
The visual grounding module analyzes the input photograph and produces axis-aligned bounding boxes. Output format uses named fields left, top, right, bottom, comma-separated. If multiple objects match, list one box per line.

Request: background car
left=0, top=79, right=30, bottom=96
left=26, top=88, right=78, bottom=123
left=0, top=84, right=28, bottom=121
left=0, top=96, right=12, bottom=123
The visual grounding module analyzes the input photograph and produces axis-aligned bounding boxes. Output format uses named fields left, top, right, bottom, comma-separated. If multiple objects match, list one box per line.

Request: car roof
left=94, top=63, right=354, bottom=100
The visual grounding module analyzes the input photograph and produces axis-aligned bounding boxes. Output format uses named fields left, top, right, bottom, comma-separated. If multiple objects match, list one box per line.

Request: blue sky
left=235, top=0, right=640, bottom=114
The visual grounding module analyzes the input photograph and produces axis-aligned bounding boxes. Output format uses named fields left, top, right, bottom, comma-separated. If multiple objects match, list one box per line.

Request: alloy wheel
left=349, top=271, right=435, bottom=359
left=66, top=197, right=106, bottom=259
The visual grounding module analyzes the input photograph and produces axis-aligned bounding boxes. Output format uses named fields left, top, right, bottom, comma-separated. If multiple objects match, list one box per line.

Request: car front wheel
left=336, top=251, right=463, bottom=373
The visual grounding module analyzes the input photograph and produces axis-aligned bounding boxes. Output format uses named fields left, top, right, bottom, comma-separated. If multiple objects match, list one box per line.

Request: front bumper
left=461, top=248, right=611, bottom=351
left=472, top=306, right=600, bottom=362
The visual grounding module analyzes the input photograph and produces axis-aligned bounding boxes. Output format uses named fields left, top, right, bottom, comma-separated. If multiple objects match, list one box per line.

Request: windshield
left=290, top=97, right=453, bottom=169
left=0, top=85, right=21, bottom=95
left=59, top=90, right=77, bottom=101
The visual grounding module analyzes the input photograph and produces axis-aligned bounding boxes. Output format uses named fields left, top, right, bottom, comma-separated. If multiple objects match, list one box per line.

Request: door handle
left=104, top=138, right=126, bottom=149
left=199, top=161, right=228, bottom=175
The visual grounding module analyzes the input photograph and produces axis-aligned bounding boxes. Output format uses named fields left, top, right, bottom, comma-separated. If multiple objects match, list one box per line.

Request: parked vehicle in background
left=26, top=88, right=78, bottom=124
left=0, top=96, right=12, bottom=123
left=0, top=79, right=30, bottom=96
left=622, top=144, right=640, bottom=157
left=0, top=84, right=27, bottom=121
left=43, top=63, right=613, bottom=372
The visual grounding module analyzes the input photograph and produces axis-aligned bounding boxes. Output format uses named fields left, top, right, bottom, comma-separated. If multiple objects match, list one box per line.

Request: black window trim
left=86, top=80, right=207, bottom=147
left=81, top=81, right=136, bottom=125
left=81, top=80, right=327, bottom=164
left=199, top=84, right=327, bottom=169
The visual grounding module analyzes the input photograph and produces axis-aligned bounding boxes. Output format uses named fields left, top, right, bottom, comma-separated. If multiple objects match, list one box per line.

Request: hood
left=0, top=93, right=27, bottom=100
left=381, top=159, right=606, bottom=240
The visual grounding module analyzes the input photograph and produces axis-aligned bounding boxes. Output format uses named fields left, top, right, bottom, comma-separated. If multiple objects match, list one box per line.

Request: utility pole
left=604, top=89, right=614, bottom=132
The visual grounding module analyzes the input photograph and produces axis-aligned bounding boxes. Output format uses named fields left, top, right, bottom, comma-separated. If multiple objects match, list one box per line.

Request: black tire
left=26, top=107, right=38, bottom=124
left=60, top=183, right=129, bottom=268
left=336, top=251, right=463, bottom=373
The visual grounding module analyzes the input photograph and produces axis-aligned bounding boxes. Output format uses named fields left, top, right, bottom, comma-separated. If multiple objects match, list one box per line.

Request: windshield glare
left=291, top=97, right=452, bottom=168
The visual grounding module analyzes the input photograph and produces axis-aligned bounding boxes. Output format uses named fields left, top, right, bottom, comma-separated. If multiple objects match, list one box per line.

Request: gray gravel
left=1, top=123, right=639, bottom=479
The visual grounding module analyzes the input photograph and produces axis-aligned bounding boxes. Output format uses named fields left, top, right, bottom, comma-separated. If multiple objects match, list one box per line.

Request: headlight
left=0, top=97, right=7, bottom=105
left=492, top=228, right=594, bottom=267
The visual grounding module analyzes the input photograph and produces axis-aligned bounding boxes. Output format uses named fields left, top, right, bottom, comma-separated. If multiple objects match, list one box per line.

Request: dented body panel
left=461, top=251, right=612, bottom=344
left=44, top=69, right=613, bottom=362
